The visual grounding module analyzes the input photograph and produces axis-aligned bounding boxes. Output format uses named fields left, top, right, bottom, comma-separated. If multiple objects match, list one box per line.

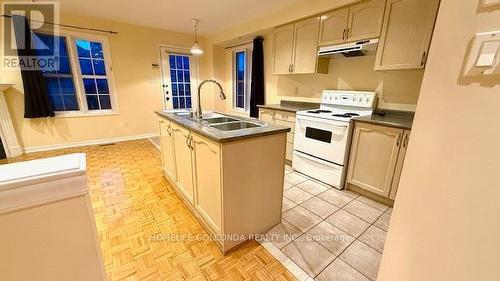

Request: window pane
left=96, top=79, right=109, bottom=94
left=79, top=58, right=93, bottom=75
left=185, top=84, right=191, bottom=96
left=62, top=95, right=79, bottom=110
left=76, top=40, right=91, bottom=58
left=58, top=56, right=71, bottom=74
left=184, top=71, right=190, bottom=82
left=185, top=97, right=191, bottom=108
left=178, top=84, right=184, bottom=96
left=49, top=95, right=64, bottom=111
left=91, top=42, right=104, bottom=59
left=93, top=59, right=106, bottom=75
left=60, top=78, right=75, bottom=95
left=177, top=70, right=184, bottom=82
left=182, top=56, right=189, bottom=69
left=99, top=95, right=111, bottom=109
left=83, top=79, right=97, bottom=94
left=46, top=78, right=60, bottom=95
left=86, top=95, right=99, bottom=110
left=169, top=55, right=175, bottom=68
left=170, top=70, right=177, bottom=82
left=176, top=56, right=183, bottom=69
left=179, top=97, right=185, bottom=109
left=172, top=84, right=178, bottom=96
left=173, top=97, right=179, bottom=109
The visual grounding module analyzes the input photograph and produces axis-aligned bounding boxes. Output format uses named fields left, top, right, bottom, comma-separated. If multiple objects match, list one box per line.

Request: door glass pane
left=168, top=54, right=192, bottom=109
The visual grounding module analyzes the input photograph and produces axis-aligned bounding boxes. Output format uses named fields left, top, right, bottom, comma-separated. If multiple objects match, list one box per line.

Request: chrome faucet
left=195, top=79, right=226, bottom=119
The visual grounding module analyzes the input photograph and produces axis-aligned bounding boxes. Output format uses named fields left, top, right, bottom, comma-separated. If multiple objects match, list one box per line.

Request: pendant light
left=190, top=19, right=203, bottom=55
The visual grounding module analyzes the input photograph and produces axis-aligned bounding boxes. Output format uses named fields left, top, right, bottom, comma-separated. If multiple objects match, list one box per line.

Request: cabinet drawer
left=275, top=119, right=295, bottom=134
left=274, top=110, right=296, bottom=122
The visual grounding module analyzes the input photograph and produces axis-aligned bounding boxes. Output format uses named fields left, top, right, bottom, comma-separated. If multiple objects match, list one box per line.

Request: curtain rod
left=1, top=14, right=118, bottom=34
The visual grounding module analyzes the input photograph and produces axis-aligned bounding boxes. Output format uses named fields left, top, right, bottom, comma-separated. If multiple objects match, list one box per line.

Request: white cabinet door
left=171, top=123, right=194, bottom=205
left=319, top=7, right=350, bottom=46
left=347, top=122, right=403, bottom=197
left=292, top=17, right=321, bottom=74
left=389, top=130, right=410, bottom=200
left=272, top=24, right=295, bottom=74
left=374, top=0, right=439, bottom=70
left=192, top=134, right=222, bottom=233
left=346, top=0, right=386, bottom=42
left=159, top=119, right=176, bottom=182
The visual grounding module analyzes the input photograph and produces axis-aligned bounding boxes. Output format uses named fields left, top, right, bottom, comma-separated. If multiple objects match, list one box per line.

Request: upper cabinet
left=374, top=0, right=440, bottom=70
left=318, top=8, right=349, bottom=46
left=347, top=0, right=386, bottom=42
left=273, top=17, right=328, bottom=74
left=319, top=0, right=385, bottom=46
left=273, top=24, right=295, bottom=74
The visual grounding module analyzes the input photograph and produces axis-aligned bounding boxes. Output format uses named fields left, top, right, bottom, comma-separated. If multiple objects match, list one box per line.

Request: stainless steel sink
left=210, top=122, right=261, bottom=131
left=203, top=117, right=239, bottom=124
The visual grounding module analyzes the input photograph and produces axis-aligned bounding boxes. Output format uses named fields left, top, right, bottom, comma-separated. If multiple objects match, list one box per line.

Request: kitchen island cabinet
left=157, top=111, right=289, bottom=254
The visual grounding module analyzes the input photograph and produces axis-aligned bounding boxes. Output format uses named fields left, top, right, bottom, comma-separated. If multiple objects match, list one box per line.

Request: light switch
left=476, top=41, right=499, bottom=67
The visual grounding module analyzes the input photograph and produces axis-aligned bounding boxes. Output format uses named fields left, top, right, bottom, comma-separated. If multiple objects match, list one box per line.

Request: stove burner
left=332, top=113, right=360, bottom=118
left=307, top=109, right=333, bottom=114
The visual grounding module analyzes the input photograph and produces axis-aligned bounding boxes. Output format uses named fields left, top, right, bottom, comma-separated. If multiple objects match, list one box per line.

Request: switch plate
left=464, top=30, right=500, bottom=76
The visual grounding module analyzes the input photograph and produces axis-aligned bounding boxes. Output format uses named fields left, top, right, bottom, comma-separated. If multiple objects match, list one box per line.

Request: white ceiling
left=56, top=0, right=303, bottom=35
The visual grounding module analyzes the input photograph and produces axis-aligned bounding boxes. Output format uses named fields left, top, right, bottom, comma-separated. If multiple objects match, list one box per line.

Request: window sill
left=54, top=111, right=119, bottom=118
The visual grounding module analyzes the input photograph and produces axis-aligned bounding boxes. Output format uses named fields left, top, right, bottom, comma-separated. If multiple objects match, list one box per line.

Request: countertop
left=156, top=110, right=291, bottom=143
left=257, top=100, right=319, bottom=112
left=352, top=110, right=415, bottom=130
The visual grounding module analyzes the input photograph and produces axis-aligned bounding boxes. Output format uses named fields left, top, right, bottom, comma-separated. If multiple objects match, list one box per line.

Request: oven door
left=293, top=115, right=350, bottom=165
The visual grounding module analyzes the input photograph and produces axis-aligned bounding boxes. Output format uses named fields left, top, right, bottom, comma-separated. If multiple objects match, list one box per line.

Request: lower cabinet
left=159, top=119, right=176, bottom=182
left=347, top=122, right=410, bottom=200
left=158, top=116, right=286, bottom=254
left=171, top=123, right=195, bottom=205
left=259, top=109, right=296, bottom=163
left=191, top=134, right=222, bottom=233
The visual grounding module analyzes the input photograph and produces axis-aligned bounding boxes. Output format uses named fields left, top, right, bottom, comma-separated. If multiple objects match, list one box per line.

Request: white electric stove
left=292, top=90, right=377, bottom=189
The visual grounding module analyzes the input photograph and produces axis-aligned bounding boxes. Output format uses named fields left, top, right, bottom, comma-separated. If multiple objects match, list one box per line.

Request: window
left=233, top=49, right=251, bottom=111
left=34, top=33, right=79, bottom=111
left=168, top=54, right=192, bottom=109
left=33, top=31, right=116, bottom=115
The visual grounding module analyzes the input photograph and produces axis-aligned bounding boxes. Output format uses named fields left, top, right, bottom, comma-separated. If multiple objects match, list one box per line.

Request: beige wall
left=0, top=12, right=208, bottom=151
left=378, top=1, right=500, bottom=280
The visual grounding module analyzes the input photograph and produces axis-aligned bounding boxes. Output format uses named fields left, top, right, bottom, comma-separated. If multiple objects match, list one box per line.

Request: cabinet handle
left=396, top=133, right=402, bottom=147
left=342, top=28, right=346, bottom=40
left=403, top=134, right=409, bottom=148
left=167, top=124, right=172, bottom=136
left=345, top=28, right=350, bottom=40
left=291, top=64, right=294, bottom=72
left=420, top=52, right=427, bottom=66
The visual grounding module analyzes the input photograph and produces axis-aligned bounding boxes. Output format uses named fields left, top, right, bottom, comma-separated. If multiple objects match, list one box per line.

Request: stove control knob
left=366, top=97, right=371, bottom=103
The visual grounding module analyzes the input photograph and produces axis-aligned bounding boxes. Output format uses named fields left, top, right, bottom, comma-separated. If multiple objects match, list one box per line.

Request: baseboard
left=23, top=133, right=160, bottom=153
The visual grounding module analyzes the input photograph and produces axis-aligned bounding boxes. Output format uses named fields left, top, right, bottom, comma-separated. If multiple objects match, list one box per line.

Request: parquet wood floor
left=0, top=139, right=296, bottom=281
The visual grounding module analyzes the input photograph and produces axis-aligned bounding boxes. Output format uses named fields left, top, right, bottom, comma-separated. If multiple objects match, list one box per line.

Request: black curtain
left=249, top=37, right=264, bottom=118
left=12, top=15, right=54, bottom=118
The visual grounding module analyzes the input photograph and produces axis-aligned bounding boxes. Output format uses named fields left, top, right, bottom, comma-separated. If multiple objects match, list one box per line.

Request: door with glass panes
left=160, top=47, right=198, bottom=110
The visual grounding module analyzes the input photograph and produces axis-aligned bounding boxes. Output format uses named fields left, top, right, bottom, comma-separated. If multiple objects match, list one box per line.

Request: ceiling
left=54, top=0, right=303, bottom=35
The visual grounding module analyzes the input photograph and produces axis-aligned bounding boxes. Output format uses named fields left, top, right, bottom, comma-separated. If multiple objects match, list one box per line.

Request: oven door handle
left=294, top=150, right=342, bottom=169
left=296, top=115, right=349, bottom=128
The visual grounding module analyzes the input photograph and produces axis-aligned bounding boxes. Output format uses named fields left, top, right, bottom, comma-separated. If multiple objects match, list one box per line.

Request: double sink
left=175, top=112, right=264, bottom=132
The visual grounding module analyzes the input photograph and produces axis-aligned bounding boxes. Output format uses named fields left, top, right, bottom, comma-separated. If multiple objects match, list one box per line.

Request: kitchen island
left=155, top=110, right=290, bottom=254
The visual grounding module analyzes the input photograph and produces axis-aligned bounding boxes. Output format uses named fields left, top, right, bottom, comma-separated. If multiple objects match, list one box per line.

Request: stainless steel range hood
left=318, top=38, right=379, bottom=58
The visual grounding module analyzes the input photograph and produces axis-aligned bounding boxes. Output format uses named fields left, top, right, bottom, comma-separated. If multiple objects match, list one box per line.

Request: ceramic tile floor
left=264, top=166, right=393, bottom=281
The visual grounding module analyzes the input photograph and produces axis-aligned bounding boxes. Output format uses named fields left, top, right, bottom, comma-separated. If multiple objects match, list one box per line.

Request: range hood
left=318, top=38, right=379, bottom=58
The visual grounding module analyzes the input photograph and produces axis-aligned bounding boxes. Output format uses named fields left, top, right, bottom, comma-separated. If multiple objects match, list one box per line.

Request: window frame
left=232, top=47, right=252, bottom=113
left=35, top=29, right=118, bottom=117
